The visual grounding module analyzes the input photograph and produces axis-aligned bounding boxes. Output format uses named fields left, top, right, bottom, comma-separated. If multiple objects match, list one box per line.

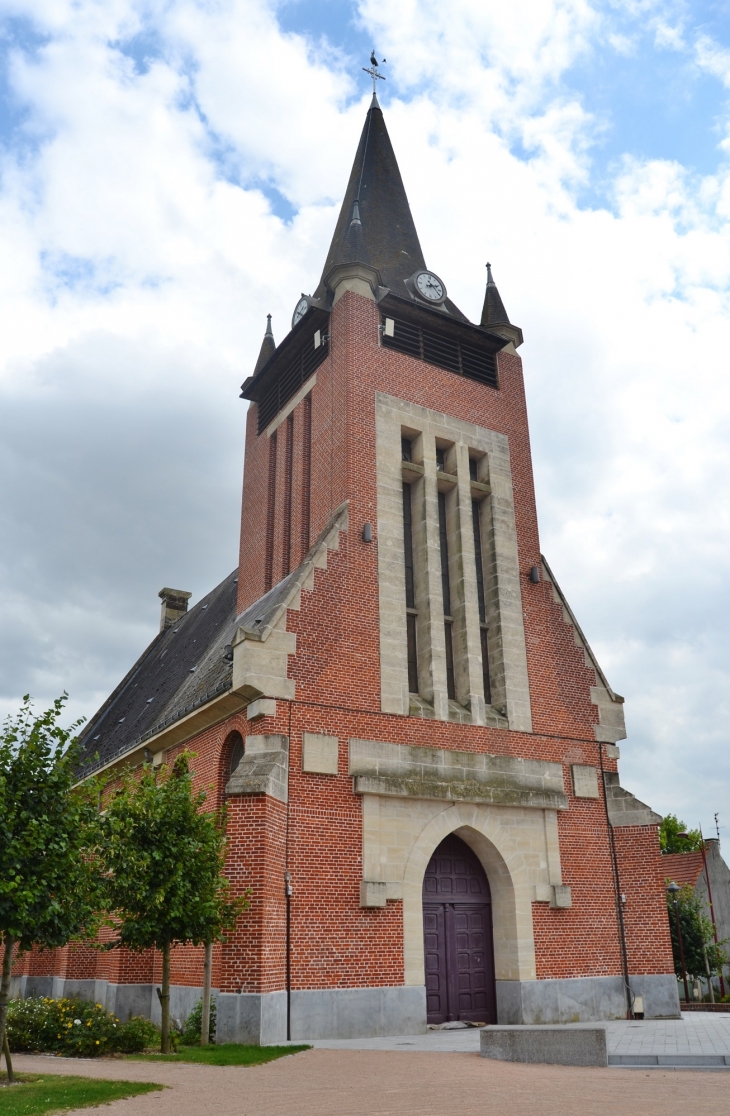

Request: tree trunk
left=0, top=934, right=16, bottom=1083
left=201, top=942, right=213, bottom=1046
left=160, top=941, right=171, bottom=1054
left=3, top=1029, right=13, bottom=1084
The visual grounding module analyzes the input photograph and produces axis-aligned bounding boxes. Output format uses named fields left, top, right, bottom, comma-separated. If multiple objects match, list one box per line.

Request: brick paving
left=9, top=1047, right=728, bottom=1116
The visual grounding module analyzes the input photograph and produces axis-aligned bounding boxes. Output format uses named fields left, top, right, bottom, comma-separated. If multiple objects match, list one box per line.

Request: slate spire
left=253, top=314, right=276, bottom=375
left=480, top=263, right=523, bottom=347
left=314, top=96, right=426, bottom=299
left=481, top=263, right=509, bottom=327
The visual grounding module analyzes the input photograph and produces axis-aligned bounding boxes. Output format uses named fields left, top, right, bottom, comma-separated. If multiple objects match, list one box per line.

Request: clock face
left=415, top=271, right=446, bottom=302
left=292, top=296, right=309, bottom=328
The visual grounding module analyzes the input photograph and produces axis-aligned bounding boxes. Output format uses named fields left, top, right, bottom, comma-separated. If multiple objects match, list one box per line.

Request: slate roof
left=77, top=570, right=239, bottom=776
left=313, top=95, right=468, bottom=322
left=661, top=851, right=706, bottom=889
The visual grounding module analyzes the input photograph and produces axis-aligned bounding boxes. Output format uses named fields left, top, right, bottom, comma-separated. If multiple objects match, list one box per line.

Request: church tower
left=227, top=92, right=677, bottom=1036
left=17, top=88, right=678, bottom=1040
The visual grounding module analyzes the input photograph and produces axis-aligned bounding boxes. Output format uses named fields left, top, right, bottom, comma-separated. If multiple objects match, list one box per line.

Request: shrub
left=7, top=997, right=120, bottom=1056
left=181, top=998, right=216, bottom=1046
left=115, top=1015, right=161, bottom=1054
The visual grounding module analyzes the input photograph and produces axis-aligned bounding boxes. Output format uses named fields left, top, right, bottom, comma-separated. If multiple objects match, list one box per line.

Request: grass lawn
left=130, top=1043, right=310, bottom=1066
left=0, top=1074, right=162, bottom=1115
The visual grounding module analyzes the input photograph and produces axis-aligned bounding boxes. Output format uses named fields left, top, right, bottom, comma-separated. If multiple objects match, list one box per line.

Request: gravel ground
left=10, top=1048, right=729, bottom=1116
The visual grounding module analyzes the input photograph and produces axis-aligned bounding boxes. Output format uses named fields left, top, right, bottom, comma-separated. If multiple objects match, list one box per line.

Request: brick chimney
left=158, top=587, right=192, bottom=632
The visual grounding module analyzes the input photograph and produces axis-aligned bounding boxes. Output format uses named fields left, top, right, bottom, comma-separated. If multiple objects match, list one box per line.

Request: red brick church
left=13, top=91, right=678, bottom=1041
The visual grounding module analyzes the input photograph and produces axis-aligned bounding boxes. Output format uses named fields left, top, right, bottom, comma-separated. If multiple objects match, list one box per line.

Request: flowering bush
left=6, top=997, right=161, bottom=1056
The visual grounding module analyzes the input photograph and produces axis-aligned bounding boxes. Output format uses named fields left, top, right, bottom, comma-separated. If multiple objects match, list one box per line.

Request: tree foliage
left=0, top=695, right=104, bottom=1074
left=659, top=814, right=703, bottom=854
left=100, top=754, right=244, bottom=1051
left=666, top=884, right=726, bottom=982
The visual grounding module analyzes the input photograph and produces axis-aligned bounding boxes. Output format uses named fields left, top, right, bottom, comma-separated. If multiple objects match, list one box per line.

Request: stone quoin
left=12, top=89, right=679, bottom=1040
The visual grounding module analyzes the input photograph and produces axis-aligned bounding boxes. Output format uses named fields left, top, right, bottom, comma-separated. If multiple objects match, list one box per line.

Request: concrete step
left=609, top=1054, right=730, bottom=1066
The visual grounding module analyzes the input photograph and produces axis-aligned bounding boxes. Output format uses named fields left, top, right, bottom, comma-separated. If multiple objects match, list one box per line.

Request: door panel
left=422, top=835, right=497, bottom=1025
left=423, top=904, right=448, bottom=1023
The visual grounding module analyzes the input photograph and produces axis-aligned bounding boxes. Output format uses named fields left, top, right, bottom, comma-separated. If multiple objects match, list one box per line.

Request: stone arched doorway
left=422, top=834, right=497, bottom=1025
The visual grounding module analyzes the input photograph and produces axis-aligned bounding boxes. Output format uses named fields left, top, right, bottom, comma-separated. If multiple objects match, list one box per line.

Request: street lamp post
left=667, top=881, right=690, bottom=1004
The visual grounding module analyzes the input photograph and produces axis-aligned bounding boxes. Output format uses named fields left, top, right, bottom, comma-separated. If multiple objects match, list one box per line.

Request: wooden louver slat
left=257, top=332, right=329, bottom=433
left=382, top=316, right=498, bottom=389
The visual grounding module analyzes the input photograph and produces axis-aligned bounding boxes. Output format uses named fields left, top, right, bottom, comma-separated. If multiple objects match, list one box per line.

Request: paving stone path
left=10, top=1039, right=729, bottom=1116
left=307, top=1010, right=730, bottom=1066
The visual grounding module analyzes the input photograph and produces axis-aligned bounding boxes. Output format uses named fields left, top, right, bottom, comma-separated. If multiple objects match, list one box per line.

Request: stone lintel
left=349, top=738, right=568, bottom=810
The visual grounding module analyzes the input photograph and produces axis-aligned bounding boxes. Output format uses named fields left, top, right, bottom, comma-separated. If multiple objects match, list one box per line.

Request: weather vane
left=363, top=51, right=386, bottom=94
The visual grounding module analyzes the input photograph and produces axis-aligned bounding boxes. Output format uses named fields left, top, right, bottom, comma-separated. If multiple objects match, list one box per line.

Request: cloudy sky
left=1, top=0, right=729, bottom=835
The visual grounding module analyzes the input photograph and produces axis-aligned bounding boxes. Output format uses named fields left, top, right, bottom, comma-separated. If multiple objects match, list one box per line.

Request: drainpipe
left=285, top=701, right=293, bottom=1042
left=598, top=742, right=634, bottom=1019
left=285, top=870, right=292, bottom=1040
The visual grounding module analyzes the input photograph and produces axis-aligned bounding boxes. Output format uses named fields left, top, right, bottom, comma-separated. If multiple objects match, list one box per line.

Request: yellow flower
left=95, top=1040, right=100, bottom=1045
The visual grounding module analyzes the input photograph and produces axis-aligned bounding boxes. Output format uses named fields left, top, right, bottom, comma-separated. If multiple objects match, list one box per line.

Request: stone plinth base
left=496, top=974, right=680, bottom=1023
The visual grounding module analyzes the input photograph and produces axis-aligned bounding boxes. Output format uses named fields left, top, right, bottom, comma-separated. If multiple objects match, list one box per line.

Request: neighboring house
left=662, top=841, right=730, bottom=980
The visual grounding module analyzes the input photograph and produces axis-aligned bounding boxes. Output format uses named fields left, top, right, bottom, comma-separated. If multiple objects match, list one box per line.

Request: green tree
left=101, top=755, right=244, bottom=1053
left=666, top=884, right=726, bottom=983
left=0, top=695, right=104, bottom=1080
left=659, top=814, right=703, bottom=853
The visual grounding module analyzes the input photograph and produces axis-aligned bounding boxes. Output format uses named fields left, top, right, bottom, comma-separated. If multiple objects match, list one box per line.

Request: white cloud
left=694, top=33, right=730, bottom=88
left=1, top=0, right=730, bottom=834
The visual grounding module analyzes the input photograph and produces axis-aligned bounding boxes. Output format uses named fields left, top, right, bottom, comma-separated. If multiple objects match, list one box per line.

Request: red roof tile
left=661, top=851, right=705, bottom=889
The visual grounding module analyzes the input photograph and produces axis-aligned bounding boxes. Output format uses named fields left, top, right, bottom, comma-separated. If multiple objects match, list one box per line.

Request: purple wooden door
left=422, top=834, right=496, bottom=1024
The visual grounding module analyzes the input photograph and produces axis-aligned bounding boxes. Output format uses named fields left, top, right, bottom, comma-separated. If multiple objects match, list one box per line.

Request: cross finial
left=363, top=51, right=386, bottom=95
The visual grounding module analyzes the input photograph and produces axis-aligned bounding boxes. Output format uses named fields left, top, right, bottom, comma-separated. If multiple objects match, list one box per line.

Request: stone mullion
left=480, top=444, right=533, bottom=732
left=412, top=432, right=449, bottom=719
left=451, top=443, right=486, bottom=724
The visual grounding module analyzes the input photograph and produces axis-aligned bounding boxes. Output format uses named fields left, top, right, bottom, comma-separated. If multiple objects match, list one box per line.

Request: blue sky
left=276, top=0, right=730, bottom=192
left=1, top=0, right=730, bottom=835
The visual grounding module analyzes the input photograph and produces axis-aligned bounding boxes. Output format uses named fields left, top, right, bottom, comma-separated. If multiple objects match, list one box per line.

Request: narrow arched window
left=227, top=731, right=244, bottom=779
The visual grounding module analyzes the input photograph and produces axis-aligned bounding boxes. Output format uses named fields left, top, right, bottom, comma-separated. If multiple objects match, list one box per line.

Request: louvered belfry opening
left=257, top=328, right=329, bottom=433
left=382, top=314, right=498, bottom=390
